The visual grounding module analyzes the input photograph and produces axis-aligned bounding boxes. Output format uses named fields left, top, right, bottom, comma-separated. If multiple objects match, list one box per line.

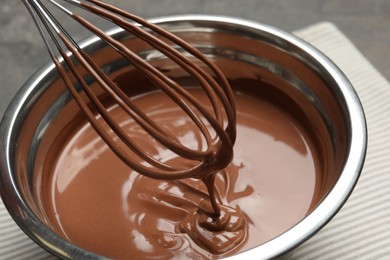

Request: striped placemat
left=1, top=21, right=389, bottom=259
left=290, top=22, right=390, bottom=260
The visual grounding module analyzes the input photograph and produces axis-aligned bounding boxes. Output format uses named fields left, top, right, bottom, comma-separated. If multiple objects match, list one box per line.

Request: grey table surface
left=1, top=0, right=389, bottom=120
left=0, top=0, right=389, bottom=259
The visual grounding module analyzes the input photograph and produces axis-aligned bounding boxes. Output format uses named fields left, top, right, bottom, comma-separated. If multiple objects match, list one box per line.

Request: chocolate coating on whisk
left=72, top=1, right=236, bottom=216
left=24, top=0, right=236, bottom=213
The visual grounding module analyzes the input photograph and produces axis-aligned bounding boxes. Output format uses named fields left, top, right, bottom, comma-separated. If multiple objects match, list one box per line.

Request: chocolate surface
left=25, top=3, right=322, bottom=257
left=40, top=82, right=321, bottom=259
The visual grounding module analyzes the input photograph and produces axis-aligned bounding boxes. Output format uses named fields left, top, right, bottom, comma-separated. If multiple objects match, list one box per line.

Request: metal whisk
left=23, top=0, right=236, bottom=181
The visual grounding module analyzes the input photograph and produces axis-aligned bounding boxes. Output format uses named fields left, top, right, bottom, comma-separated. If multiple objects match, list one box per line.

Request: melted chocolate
left=41, top=83, right=320, bottom=259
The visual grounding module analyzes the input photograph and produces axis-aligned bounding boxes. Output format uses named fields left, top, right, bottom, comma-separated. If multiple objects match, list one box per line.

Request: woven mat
left=290, top=22, right=390, bottom=260
left=1, top=22, right=390, bottom=259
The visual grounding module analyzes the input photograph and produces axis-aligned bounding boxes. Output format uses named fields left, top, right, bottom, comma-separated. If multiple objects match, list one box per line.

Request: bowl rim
left=0, top=14, right=367, bottom=260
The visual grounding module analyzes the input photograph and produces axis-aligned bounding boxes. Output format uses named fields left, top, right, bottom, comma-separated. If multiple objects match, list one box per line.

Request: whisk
left=23, top=0, right=236, bottom=184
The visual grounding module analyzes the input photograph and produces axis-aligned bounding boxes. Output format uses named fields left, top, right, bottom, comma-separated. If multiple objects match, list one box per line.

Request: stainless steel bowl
left=0, top=15, right=366, bottom=259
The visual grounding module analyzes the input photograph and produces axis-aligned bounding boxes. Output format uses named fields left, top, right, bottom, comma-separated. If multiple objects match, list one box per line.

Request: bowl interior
left=0, top=16, right=365, bottom=259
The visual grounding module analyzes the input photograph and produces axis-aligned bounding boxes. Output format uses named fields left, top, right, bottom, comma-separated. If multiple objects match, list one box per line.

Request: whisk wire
left=23, top=0, right=60, bottom=57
